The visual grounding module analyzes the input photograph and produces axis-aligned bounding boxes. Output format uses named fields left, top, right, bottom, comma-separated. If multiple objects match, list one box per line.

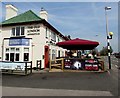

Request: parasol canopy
left=56, top=38, right=99, bottom=50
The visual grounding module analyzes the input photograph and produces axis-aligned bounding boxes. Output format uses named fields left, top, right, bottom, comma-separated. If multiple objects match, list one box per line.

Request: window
left=53, top=33, right=56, bottom=41
left=16, top=27, right=20, bottom=36
left=24, top=48, right=29, bottom=52
left=5, top=48, right=20, bottom=62
left=16, top=48, right=20, bottom=52
left=62, top=51, right=64, bottom=56
left=58, top=37, right=60, bottom=42
left=52, top=49, right=56, bottom=60
left=21, top=27, right=24, bottom=35
left=46, top=27, right=48, bottom=38
left=12, top=28, right=15, bottom=36
left=10, top=48, right=15, bottom=52
left=11, top=26, right=25, bottom=37
left=5, top=53, right=9, bottom=61
left=51, top=32, right=56, bottom=42
left=58, top=50, right=60, bottom=57
left=24, top=53, right=29, bottom=61
left=24, top=48, right=29, bottom=61
left=6, top=48, right=9, bottom=52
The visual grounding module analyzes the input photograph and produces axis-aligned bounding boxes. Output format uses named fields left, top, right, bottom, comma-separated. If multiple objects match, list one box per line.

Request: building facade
left=1, top=4, right=68, bottom=68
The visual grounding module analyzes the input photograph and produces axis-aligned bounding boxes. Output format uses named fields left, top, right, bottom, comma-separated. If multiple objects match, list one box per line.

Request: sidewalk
left=32, top=68, right=49, bottom=74
left=32, top=67, right=106, bottom=73
left=2, top=86, right=113, bottom=96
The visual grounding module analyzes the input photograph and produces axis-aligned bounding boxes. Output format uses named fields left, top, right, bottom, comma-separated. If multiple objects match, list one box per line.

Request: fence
left=49, top=58, right=105, bottom=72
left=0, top=61, right=32, bottom=75
left=49, top=58, right=64, bottom=71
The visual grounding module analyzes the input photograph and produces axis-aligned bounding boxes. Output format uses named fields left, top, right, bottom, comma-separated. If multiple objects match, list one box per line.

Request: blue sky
left=1, top=2, right=118, bottom=52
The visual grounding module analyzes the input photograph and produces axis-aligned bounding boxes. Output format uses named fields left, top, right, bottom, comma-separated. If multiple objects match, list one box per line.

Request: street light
left=105, top=6, right=113, bottom=69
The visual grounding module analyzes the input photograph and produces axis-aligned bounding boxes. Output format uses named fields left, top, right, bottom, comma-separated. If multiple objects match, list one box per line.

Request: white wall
left=26, top=24, right=46, bottom=68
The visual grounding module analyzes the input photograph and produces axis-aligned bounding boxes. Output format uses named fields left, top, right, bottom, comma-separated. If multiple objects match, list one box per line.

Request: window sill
left=10, top=36, right=25, bottom=38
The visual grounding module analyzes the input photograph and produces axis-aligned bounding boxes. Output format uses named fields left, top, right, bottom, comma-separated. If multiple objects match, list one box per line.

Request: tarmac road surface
left=2, top=71, right=118, bottom=96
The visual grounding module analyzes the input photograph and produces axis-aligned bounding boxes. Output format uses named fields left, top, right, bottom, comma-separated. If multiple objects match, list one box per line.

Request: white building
left=1, top=4, right=68, bottom=69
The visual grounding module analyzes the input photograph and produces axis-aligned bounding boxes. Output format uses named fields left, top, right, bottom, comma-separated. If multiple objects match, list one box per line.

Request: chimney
left=40, top=7, right=48, bottom=21
left=6, top=4, right=18, bottom=20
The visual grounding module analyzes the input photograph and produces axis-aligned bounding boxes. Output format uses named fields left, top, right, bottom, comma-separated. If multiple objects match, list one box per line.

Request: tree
left=100, top=46, right=113, bottom=56
left=91, top=48, right=99, bottom=56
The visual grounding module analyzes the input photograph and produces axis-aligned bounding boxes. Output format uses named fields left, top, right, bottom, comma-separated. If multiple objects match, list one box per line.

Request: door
left=10, top=53, right=14, bottom=62
left=44, top=46, right=49, bottom=68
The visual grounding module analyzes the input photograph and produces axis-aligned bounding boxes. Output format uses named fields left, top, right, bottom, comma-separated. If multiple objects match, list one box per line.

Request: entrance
left=10, top=53, right=14, bottom=62
left=44, top=46, right=49, bottom=68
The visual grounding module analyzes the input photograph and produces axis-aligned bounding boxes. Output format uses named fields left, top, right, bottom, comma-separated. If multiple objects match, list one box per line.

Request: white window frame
left=5, top=47, right=20, bottom=62
left=11, top=26, right=25, bottom=37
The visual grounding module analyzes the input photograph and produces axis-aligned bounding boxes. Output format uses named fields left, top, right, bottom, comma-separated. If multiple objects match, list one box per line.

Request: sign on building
left=9, top=38, right=30, bottom=46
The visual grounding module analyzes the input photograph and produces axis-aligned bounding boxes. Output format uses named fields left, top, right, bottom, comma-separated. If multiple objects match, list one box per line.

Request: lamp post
left=105, top=6, right=113, bottom=69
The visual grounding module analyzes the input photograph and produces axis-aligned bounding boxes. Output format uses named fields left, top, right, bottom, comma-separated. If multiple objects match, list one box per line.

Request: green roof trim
left=2, top=10, right=42, bottom=25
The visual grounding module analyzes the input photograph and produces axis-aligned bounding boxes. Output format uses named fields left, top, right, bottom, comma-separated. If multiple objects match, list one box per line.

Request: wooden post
left=30, top=61, right=32, bottom=74
left=25, top=62, right=27, bottom=75
left=61, top=58, right=64, bottom=71
left=50, top=59, right=51, bottom=71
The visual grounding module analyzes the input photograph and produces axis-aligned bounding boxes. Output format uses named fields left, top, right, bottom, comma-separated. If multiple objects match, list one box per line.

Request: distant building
left=1, top=4, right=68, bottom=68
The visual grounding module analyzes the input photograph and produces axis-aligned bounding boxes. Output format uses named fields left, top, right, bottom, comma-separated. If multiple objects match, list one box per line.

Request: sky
left=0, top=1, right=119, bottom=52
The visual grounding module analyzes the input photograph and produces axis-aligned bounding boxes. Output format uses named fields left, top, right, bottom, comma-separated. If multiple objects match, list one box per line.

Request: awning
left=56, top=38, right=99, bottom=50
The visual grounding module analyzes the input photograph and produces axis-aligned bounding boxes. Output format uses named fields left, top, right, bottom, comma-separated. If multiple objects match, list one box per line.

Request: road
left=1, top=55, right=119, bottom=96
left=111, top=55, right=119, bottom=69
left=103, top=55, right=119, bottom=69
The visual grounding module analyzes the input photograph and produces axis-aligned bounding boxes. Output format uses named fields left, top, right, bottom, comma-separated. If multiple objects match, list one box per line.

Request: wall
left=26, top=23, right=46, bottom=68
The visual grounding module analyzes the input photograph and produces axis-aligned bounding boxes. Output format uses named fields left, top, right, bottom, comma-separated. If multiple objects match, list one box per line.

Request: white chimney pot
left=40, top=8, right=48, bottom=21
left=6, top=4, right=18, bottom=20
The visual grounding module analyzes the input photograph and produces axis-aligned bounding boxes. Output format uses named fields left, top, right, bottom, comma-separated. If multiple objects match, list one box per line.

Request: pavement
left=2, top=86, right=113, bottom=96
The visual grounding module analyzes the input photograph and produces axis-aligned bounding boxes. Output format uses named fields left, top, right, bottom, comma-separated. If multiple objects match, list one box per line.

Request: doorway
left=44, top=46, right=49, bottom=68
left=10, top=53, right=14, bottom=62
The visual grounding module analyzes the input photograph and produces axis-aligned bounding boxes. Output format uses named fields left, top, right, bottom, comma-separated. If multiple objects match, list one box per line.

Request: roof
left=2, top=10, right=42, bottom=25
